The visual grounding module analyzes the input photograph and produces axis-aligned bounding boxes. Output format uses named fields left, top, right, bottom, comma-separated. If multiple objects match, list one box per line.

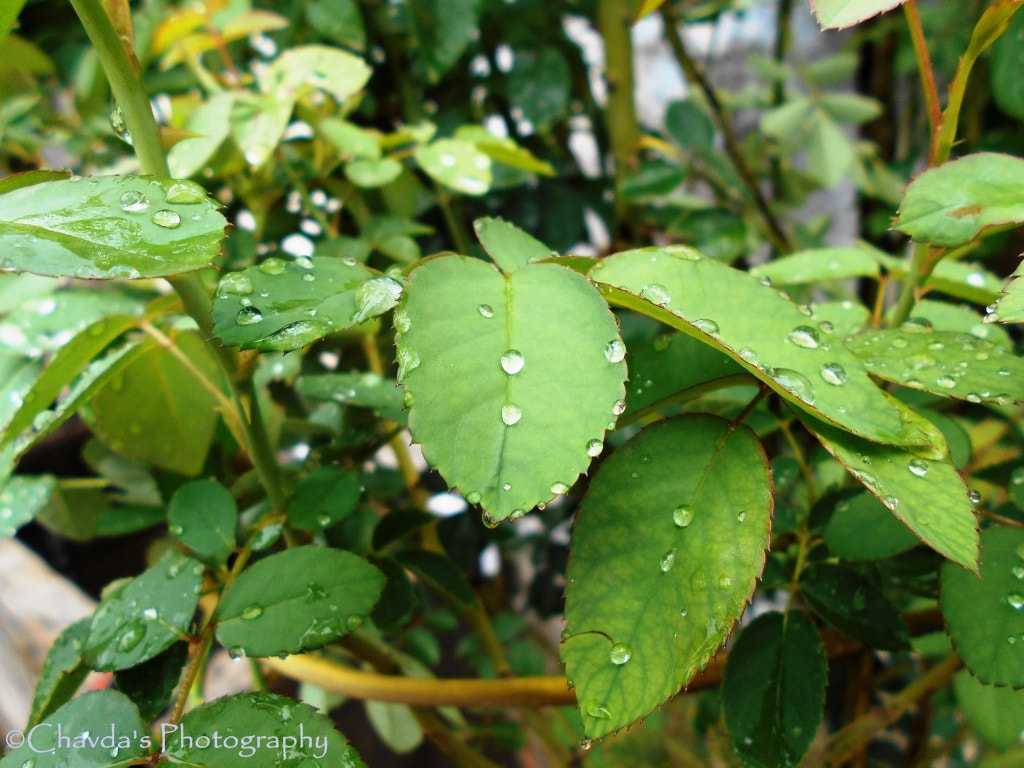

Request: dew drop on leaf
left=152, top=209, right=181, bottom=229
left=604, top=339, right=626, bottom=363
left=258, top=257, right=286, bottom=275
left=612, top=399, right=626, bottom=416
left=820, top=362, right=847, bottom=386
left=693, top=318, right=719, bottom=336
left=241, top=604, right=263, bottom=620
left=900, top=317, right=933, bottom=332
left=586, top=439, right=602, bottom=457
left=609, top=642, right=632, bottom=665
left=788, top=326, right=820, bottom=349
left=219, top=272, right=253, bottom=296
left=551, top=481, right=570, bottom=495
left=639, top=283, right=670, bottom=305
left=773, top=368, right=816, bottom=405
left=660, top=548, right=676, bottom=573
left=908, top=459, right=929, bottom=478
left=478, top=304, right=494, bottom=318
left=236, top=306, right=263, bottom=325
left=116, top=625, right=144, bottom=652
left=586, top=701, right=613, bottom=719
left=968, top=489, right=981, bottom=504
left=673, top=504, right=694, bottom=528
left=354, top=276, right=403, bottom=323
left=501, top=349, right=525, bottom=375
left=164, top=181, right=207, bottom=205
left=1009, top=593, right=1024, bottom=610
left=119, top=190, right=149, bottom=212
left=501, top=404, right=522, bottom=426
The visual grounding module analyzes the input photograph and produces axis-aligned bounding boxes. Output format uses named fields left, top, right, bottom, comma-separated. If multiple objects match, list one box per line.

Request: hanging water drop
left=968, top=489, right=981, bottom=504
left=640, top=283, right=670, bottom=306
left=164, top=180, right=207, bottom=205
left=605, top=339, right=626, bottom=363
left=354, top=276, right=404, bottom=323
left=551, top=481, right=570, bottom=495
left=612, top=399, right=626, bottom=416
left=900, top=317, right=933, bottom=332
left=693, top=318, right=719, bottom=336
left=586, top=439, right=602, bottom=457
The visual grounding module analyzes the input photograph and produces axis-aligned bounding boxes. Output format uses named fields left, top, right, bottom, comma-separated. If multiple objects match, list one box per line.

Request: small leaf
left=991, top=9, right=1024, bottom=120
left=954, top=669, right=1024, bottom=751
left=366, top=700, right=424, bottom=754
left=287, top=468, right=362, bottom=532
left=395, top=549, right=476, bottom=607
left=943, top=526, right=1024, bottom=686
left=0, top=176, right=225, bottom=279
left=212, top=257, right=377, bottom=351
left=562, top=415, right=772, bottom=739
left=808, top=109, right=856, bottom=187
left=321, top=118, right=381, bottom=160
left=163, top=692, right=367, bottom=768
left=800, top=563, right=910, bottom=650
left=215, top=546, right=384, bottom=657
left=85, top=552, right=203, bottom=671
left=28, top=618, right=91, bottom=728
left=664, top=99, right=714, bottom=152
left=168, top=479, right=238, bottom=565
left=811, top=0, right=907, bottom=29
left=721, top=611, right=826, bottom=768
left=414, top=139, right=492, bottom=196
left=456, top=126, right=556, bottom=176
left=0, top=474, right=55, bottom=539
left=168, top=92, right=234, bottom=178
left=635, top=0, right=667, bottom=22
left=751, top=247, right=880, bottom=285
left=0, top=690, right=147, bottom=767
left=113, top=641, right=189, bottom=722
left=397, top=254, right=626, bottom=522
left=346, top=157, right=403, bottom=188
left=474, top=217, right=552, bottom=273
left=825, top=491, right=921, bottom=561
left=895, top=153, right=1024, bottom=247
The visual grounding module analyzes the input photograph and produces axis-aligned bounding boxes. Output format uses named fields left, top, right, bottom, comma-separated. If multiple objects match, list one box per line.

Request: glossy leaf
left=0, top=473, right=55, bottom=538
left=212, top=257, right=377, bottom=351
left=848, top=327, right=1024, bottom=403
left=163, top=692, right=367, bottom=768
left=215, top=546, right=384, bottom=658
left=800, top=563, right=910, bottom=650
left=28, top=617, right=91, bottom=728
left=806, top=415, right=978, bottom=570
left=397, top=254, right=626, bottom=522
left=721, top=611, right=826, bottom=768
left=825, top=491, right=921, bottom=561
left=474, top=217, right=552, bottom=273
left=296, top=371, right=405, bottom=421
left=562, top=415, right=772, bottom=739
left=590, top=247, right=918, bottom=447
left=414, top=139, right=491, bottom=196
left=168, top=479, right=238, bottom=565
left=811, top=299, right=870, bottom=338
left=89, top=331, right=223, bottom=476
left=0, top=690, right=147, bottom=768
left=0, top=175, right=226, bottom=279
left=811, top=0, right=907, bottom=29
left=943, top=526, right=1024, bottom=685
left=287, top=467, right=362, bottom=532
left=954, top=669, right=1024, bottom=750
left=750, top=247, right=880, bottom=285
left=908, top=299, right=1012, bottom=349
left=85, top=552, right=203, bottom=671
left=987, top=261, right=1024, bottom=323
left=895, top=153, right=1024, bottom=247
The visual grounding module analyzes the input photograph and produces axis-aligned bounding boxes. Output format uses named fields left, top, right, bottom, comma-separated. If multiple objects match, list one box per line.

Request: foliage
left=1, top=0, right=1024, bottom=766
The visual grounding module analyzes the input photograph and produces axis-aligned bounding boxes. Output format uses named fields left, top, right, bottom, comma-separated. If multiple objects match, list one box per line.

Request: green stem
left=903, top=0, right=942, bottom=164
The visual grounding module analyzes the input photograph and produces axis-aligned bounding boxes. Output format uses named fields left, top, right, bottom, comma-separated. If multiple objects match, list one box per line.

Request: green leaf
left=907, top=299, right=1012, bottom=349
left=894, top=153, right=1024, bottom=247
left=89, top=331, right=223, bottom=476
left=371, top=556, right=417, bottom=629
left=0, top=0, right=27, bottom=44
left=366, top=700, right=423, bottom=754
left=848, top=326, right=1024, bottom=403
left=287, top=468, right=362, bottom=532
left=397, top=255, right=626, bottom=522
left=28, top=617, right=91, bottom=728
left=0, top=176, right=226, bottom=279
left=474, top=217, right=552, bottom=273
left=455, top=126, right=556, bottom=176
left=321, top=118, right=380, bottom=160
left=163, top=692, right=367, bottom=768
left=619, top=159, right=686, bottom=199
left=590, top=247, right=917, bottom=447
left=0, top=473, right=55, bottom=538
left=819, top=93, right=884, bottom=124
left=804, top=416, right=978, bottom=571
left=750, top=247, right=880, bottom=285
left=664, top=99, right=714, bottom=151
left=810, top=0, right=907, bottom=29
left=414, top=139, right=491, bottom=196
left=0, top=690, right=147, bottom=768
left=562, top=415, right=772, bottom=739
left=408, top=0, right=481, bottom=83
left=230, top=93, right=292, bottom=168
left=721, top=611, right=826, bottom=768
left=943, top=526, right=1024, bottom=685
left=260, top=44, right=371, bottom=104
left=800, top=563, right=910, bottom=650
left=346, top=157, right=403, bottom=188
left=991, top=9, right=1024, bottom=120
left=85, top=552, right=204, bottom=671
left=506, top=47, right=571, bottom=130
left=215, top=546, right=384, bottom=658
left=809, top=299, right=870, bottom=339
left=760, top=96, right=814, bottom=141
left=808, top=109, right=856, bottom=187
left=825, top=491, right=921, bottom=561
left=395, top=549, right=475, bottom=607
left=167, top=92, right=234, bottom=178
left=987, top=261, right=1024, bottom=323
left=113, top=641, right=189, bottom=722
left=954, top=669, right=1024, bottom=751
left=305, top=0, right=365, bottom=50
left=168, top=479, right=237, bottom=565
left=211, top=257, right=377, bottom=351
left=296, top=371, right=405, bottom=421
left=635, top=0, right=668, bottom=22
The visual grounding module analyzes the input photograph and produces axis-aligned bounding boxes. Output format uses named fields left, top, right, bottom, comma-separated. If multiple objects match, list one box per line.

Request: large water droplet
left=612, top=399, right=626, bottom=416
left=586, top=439, right=603, bottom=457
left=465, top=491, right=481, bottom=504
left=693, top=318, right=719, bottom=336
left=936, top=376, right=956, bottom=390
left=908, top=458, right=929, bottom=478
left=119, top=190, right=150, bottom=212
left=586, top=701, right=612, bottom=719
left=605, top=339, right=626, bottom=363
left=660, top=548, right=676, bottom=573
left=579, top=738, right=592, bottom=752
left=164, top=180, right=206, bottom=205
left=900, top=317, right=933, bottom=333
left=738, top=347, right=759, bottom=365
left=258, top=257, right=286, bottom=275
left=968, top=489, right=981, bottom=504
left=117, top=625, right=144, bottom=652
left=1009, top=593, right=1024, bottom=610
left=241, top=604, right=263, bottom=620
left=393, top=308, right=411, bottom=334
left=820, top=362, right=847, bottom=386
left=396, top=347, right=421, bottom=381
left=609, top=642, right=632, bottom=665
left=501, top=349, right=525, bottom=375
left=774, top=368, right=816, bottom=405
left=152, top=209, right=181, bottom=229
left=640, top=283, right=670, bottom=306
left=219, top=272, right=253, bottom=296
left=501, top=404, right=522, bottom=426
left=788, top=326, right=820, bottom=349
left=673, top=504, right=694, bottom=528
left=354, top=276, right=404, bottom=323
left=478, top=304, right=494, bottom=318
left=237, top=306, right=263, bottom=325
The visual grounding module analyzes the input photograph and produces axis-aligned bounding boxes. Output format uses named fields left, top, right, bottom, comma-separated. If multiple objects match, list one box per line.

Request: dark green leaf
left=372, top=509, right=433, bottom=550
left=371, top=556, right=417, bottom=629
left=395, top=549, right=475, bottom=607
left=296, top=371, right=405, bottom=421
left=287, top=468, right=362, bottom=532
left=168, top=479, right=237, bottom=565
left=824, top=491, right=921, bottom=561
left=215, top=546, right=384, bottom=657
left=800, top=563, right=910, bottom=650
left=113, top=641, right=189, bottom=722
left=562, top=415, right=772, bottom=739
left=408, top=0, right=481, bottom=83
left=664, top=99, right=714, bottom=151
left=954, top=669, right=1024, bottom=750
left=619, top=159, right=685, bottom=199
left=721, top=611, right=826, bottom=768
left=0, top=176, right=226, bottom=279
left=85, top=552, right=203, bottom=671
left=0, top=473, right=55, bottom=539
left=506, top=47, right=570, bottom=130
left=28, top=618, right=91, bottom=728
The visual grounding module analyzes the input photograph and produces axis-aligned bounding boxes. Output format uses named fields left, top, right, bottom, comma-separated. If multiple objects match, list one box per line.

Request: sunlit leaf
left=811, top=0, right=907, bottom=30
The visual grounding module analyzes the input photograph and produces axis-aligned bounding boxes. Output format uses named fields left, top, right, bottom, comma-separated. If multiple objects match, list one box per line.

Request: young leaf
left=0, top=690, right=147, bottom=767
left=811, top=0, right=907, bottom=30
left=800, top=563, right=910, bottom=650
left=168, top=479, right=238, bottom=565
left=721, top=611, right=826, bottom=768
left=162, top=691, right=367, bottom=768
left=474, top=217, right=552, bottom=273
left=346, top=157, right=403, bottom=188
left=804, top=415, right=978, bottom=571
left=562, top=415, right=772, bottom=739
left=212, top=257, right=379, bottom=351
left=750, top=247, right=880, bottom=285
left=953, top=669, right=1024, bottom=751
left=590, top=247, right=918, bottom=447
left=0, top=176, right=226, bottom=279
left=287, top=468, right=362, bottom=532
left=0, top=474, right=55, bottom=539
left=28, top=617, right=91, bottom=728
left=895, top=153, right=1024, bottom=247
left=397, top=254, right=626, bottom=523
left=943, top=526, right=1024, bottom=686
left=85, top=552, right=204, bottom=671
left=414, top=139, right=491, bottom=196
left=215, top=546, right=384, bottom=657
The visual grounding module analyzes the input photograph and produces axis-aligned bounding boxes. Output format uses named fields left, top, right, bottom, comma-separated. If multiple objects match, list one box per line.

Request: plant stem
left=889, top=241, right=931, bottom=327
left=660, top=4, right=793, bottom=253
left=435, top=182, right=473, bottom=255
left=903, top=0, right=942, bottom=163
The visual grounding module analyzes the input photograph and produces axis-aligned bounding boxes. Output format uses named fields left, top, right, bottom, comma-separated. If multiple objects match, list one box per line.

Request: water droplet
left=119, top=190, right=150, bottom=212
left=509, top=509, right=525, bottom=521
left=737, top=511, right=747, bottom=523
left=640, top=283, right=670, bottom=306
left=1000, top=367, right=1012, bottom=376
left=660, top=548, right=676, bottom=573
left=819, top=320, right=834, bottom=334
left=820, top=362, right=847, bottom=386
left=788, top=326, right=820, bottom=349
left=396, top=347, right=421, bottom=381
left=502, top=482, right=512, bottom=491
left=900, top=317, right=933, bottom=333
left=478, top=304, right=494, bottom=318
left=152, top=209, right=181, bottom=228
left=466, top=491, right=482, bottom=504
left=612, top=399, right=626, bottom=416
left=908, top=459, right=929, bottom=478
left=693, top=318, right=719, bottom=336
left=241, top=604, right=263, bottom=620
left=346, top=615, right=363, bottom=631
left=679, top=608, right=688, bottom=617
left=1013, top=566, right=1024, bottom=580
left=586, top=439, right=602, bottom=457
left=673, top=505, right=694, bottom=528
left=968, top=489, right=981, bottom=504
left=302, top=273, right=315, bottom=282
left=393, top=308, right=411, bottom=334
left=228, top=646, right=245, bottom=659
left=403, top=390, right=415, bottom=407
left=501, top=404, right=522, bottom=426
left=936, top=376, right=956, bottom=389
left=586, top=701, right=612, bottom=719
left=164, top=180, right=206, bottom=205
left=774, top=369, right=816, bottom=405
left=927, top=340, right=945, bottom=351
left=579, top=738, right=592, bottom=752
left=1009, top=593, right=1024, bottom=610
left=609, top=642, right=632, bottom=665
left=891, top=337, right=908, bottom=349
left=883, top=495, right=899, bottom=510
left=719, top=575, right=733, bottom=588
left=218, top=272, right=254, bottom=296
left=258, top=257, right=286, bottom=275
left=354, top=276, right=404, bottom=323
left=738, top=347, right=759, bottom=365
left=237, top=306, right=263, bottom=325
left=551, top=482, right=570, bottom=495
left=117, top=625, right=143, bottom=652
left=605, top=339, right=626, bottom=363
left=142, top=607, right=159, bottom=620
left=501, top=350, right=525, bottom=375
left=1008, top=636, right=1017, bottom=645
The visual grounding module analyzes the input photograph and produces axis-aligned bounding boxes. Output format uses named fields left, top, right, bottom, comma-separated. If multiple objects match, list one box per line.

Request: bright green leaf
left=230, top=92, right=292, bottom=167
left=168, top=479, right=237, bottom=565
left=819, top=93, right=884, bottom=124
left=414, top=139, right=492, bottom=196
left=808, top=109, right=856, bottom=187
left=215, top=546, right=384, bottom=657
left=397, top=255, right=626, bottom=522
left=906, top=299, right=1012, bottom=349
left=943, top=526, right=1024, bottom=685
left=811, top=0, right=907, bottom=29
left=455, top=126, right=556, bottom=176
left=721, top=611, right=826, bottom=768
left=321, top=118, right=380, bottom=160
left=474, top=217, right=552, bottom=273
left=287, top=468, right=362, bottom=532
left=0, top=176, right=225, bottom=279
left=28, top=617, right=91, bottom=728
left=0, top=473, right=54, bottom=538
left=168, top=92, right=234, bottom=178
left=562, top=415, right=772, bottom=739
left=800, top=563, right=910, bottom=650
left=366, top=700, right=423, bottom=754
left=752, top=247, right=880, bottom=285
left=811, top=299, right=870, bottom=338
left=260, top=44, right=371, bottom=104
left=954, top=669, right=1024, bottom=751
